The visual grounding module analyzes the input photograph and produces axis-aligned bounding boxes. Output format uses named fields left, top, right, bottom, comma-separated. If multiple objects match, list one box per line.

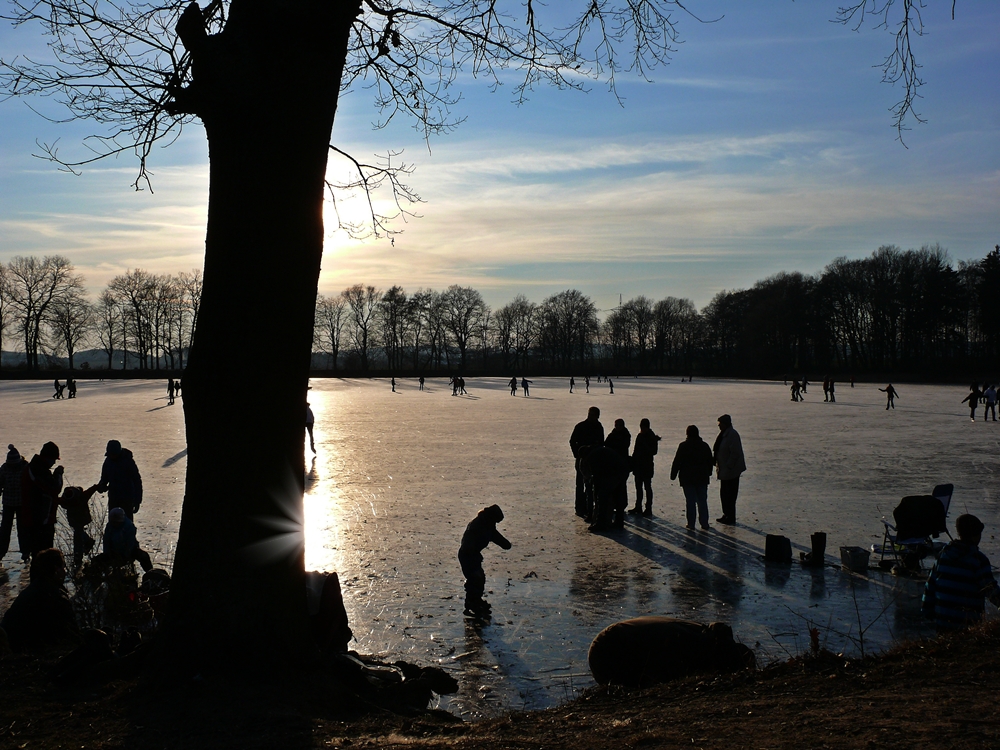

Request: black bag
left=765, top=534, right=792, bottom=564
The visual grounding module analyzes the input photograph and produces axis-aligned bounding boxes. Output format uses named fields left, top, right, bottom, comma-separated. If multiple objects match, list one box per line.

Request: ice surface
left=1, top=376, right=998, bottom=718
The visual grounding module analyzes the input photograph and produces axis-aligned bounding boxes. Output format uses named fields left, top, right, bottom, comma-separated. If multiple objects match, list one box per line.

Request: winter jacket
left=631, top=430, right=661, bottom=480
left=605, top=425, right=632, bottom=459
left=21, top=455, right=64, bottom=527
left=570, top=417, right=605, bottom=458
left=459, top=507, right=512, bottom=560
left=98, top=449, right=143, bottom=514
left=103, top=517, right=140, bottom=561
left=0, top=458, right=27, bottom=507
left=670, top=436, right=714, bottom=487
left=922, top=540, right=1000, bottom=630
left=713, top=428, right=746, bottom=481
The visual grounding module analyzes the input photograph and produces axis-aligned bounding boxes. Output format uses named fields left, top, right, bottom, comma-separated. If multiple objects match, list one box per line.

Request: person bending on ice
left=459, top=504, right=512, bottom=618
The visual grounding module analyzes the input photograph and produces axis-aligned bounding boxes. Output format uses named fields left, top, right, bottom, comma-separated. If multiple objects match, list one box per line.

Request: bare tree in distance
left=440, top=285, right=487, bottom=372
left=314, top=294, right=348, bottom=371
left=5, top=255, right=85, bottom=370
left=48, top=289, right=95, bottom=369
left=343, top=284, right=382, bottom=373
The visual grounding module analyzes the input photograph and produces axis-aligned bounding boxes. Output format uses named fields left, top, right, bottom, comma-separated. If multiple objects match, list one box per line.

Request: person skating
left=713, top=415, right=746, bottom=525
left=670, top=425, right=714, bottom=530
left=879, top=383, right=898, bottom=410
left=305, top=402, right=316, bottom=453
left=458, top=504, right=512, bottom=618
left=628, top=419, right=661, bottom=517
left=962, top=384, right=982, bottom=422
left=570, top=407, right=604, bottom=519
left=984, top=384, right=997, bottom=422
left=508, top=376, right=517, bottom=396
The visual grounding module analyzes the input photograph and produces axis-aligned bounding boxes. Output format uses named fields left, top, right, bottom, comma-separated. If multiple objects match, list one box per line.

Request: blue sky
left=1, top=2, right=997, bottom=314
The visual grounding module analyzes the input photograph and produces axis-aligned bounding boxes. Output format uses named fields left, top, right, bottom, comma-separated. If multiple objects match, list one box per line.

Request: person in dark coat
left=0, top=444, right=29, bottom=561
left=670, top=425, right=714, bottom=530
left=0, top=547, right=78, bottom=652
left=96, top=440, right=143, bottom=520
left=922, top=514, right=1000, bottom=631
left=20, top=442, right=64, bottom=558
left=628, top=419, right=661, bottom=517
left=569, top=407, right=604, bottom=519
left=604, top=419, right=632, bottom=528
left=103, top=507, right=153, bottom=572
left=581, top=445, right=631, bottom=533
left=458, top=504, right=512, bottom=617
left=712, top=415, right=746, bottom=525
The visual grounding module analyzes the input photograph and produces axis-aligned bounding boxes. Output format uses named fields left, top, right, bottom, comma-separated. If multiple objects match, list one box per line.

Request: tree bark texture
left=166, top=0, right=361, bottom=669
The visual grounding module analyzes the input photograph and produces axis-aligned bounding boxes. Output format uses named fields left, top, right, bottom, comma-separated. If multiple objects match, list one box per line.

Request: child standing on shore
left=458, top=504, right=512, bottom=618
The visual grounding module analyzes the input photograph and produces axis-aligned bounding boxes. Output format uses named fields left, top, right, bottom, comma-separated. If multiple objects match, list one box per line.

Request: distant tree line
left=1, top=244, right=997, bottom=376
left=316, top=245, right=1000, bottom=378
left=0, top=256, right=202, bottom=370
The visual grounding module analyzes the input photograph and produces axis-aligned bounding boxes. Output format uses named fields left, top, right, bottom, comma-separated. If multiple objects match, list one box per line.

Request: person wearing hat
left=102, top=507, right=153, bottom=572
left=922, top=514, right=1000, bottom=631
left=96, top=439, right=143, bottom=520
left=458, top=504, right=512, bottom=618
left=712, top=415, right=746, bottom=526
left=20, top=442, right=65, bottom=558
left=0, top=445, right=30, bottom=562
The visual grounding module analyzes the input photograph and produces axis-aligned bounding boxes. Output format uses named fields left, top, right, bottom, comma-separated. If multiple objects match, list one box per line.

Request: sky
left=0, top=2, right=997, bottom=315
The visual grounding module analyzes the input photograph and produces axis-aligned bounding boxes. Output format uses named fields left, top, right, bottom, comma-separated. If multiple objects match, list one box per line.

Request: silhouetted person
left=521, top=377, right=532, bottom=397
left=391, top=377, right=396, bottom=393
left=581, top=445, right=631, bottom=533
left=790, top=380, right=802, bottom=402
left=167, top=378, right=176, bottom=405
left=67, top=378, right=77, bottom=398
left=800, top=377, right=808, bottom=394
left=628, top=419, right=661, bottom=517
left=97, top=440, right=143, bottom=521
left=306, top=402, right=316, bottom=453
left=0, top=548, right=78, bottom=652
left=984, top=384, right=997, bottom=422
left=570, top=407, right=604, bottom=519
left=53, top=379, right=62, bottom=399
left=828, top=379, right=835, bottom=403
left=585, top=375, right=590, bottom=394
left=419, top=376, right=425, bottom=391
left=879, top=384, right=898, bottom=410
left=608, top=378, right=614, bottom=395
left=962, top=384, right=983, bottom=422
left=103, top=507, right=153, bottom=572
left=0, top=445, right=29, bottom=562
left=508, top=376, right=517, bottom=396
left=922, top=514, right=1000, bottom=631
left=713, top=415, right=745, bottom=525
left=670, top=425, right=714, bottom=530
left=60, top=484, right=98, bottom=569
left=569, top=376, right=575, bottom=393
left=20, top=442, right=64, bottom=558
left=458, top=504, right=511, bottom=618
left=604, top=419, right=632, bottom=528
left=822, top=377, right=830, bottom=402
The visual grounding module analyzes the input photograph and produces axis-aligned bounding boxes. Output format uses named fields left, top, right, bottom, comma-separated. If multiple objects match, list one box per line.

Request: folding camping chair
left=878, top=483, right=954, bottom=570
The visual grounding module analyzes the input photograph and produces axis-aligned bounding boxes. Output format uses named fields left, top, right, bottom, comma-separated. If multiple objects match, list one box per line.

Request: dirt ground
left=3, top=621, right=1000, bottom=750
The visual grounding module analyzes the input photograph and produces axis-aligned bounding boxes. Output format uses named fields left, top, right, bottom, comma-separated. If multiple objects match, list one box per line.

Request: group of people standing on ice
left=962, top=382, right=998, bottom=422
left=568, top=407, right=746, bottom=533
left=0, top=439, right=152, bottom=573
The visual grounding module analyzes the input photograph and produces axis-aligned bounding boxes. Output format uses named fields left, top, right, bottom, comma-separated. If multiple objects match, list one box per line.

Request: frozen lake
left=1, top=376, right=998, bottom=717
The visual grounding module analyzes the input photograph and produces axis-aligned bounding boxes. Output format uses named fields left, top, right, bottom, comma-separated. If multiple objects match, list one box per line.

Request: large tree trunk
left=164, top=0, right=360, bottom=670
